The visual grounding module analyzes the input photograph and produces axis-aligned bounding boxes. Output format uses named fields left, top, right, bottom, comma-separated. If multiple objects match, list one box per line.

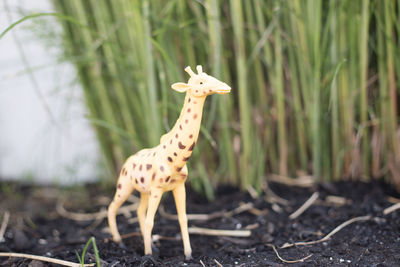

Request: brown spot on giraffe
left=193, top=114, right=198, bottom=119
left=179, top=125, right=183, bottom=130
left=135, top=178, right=138, bottom=184
left=166, top=176, right=170, bottom=183
left=154, top=195, right=158, bottom=198
left=139, top=165, right=143, bottom=171
left=181, top=174, right=187, bottom=179
left=174, top=152, right=177, bottom=156
left=153, top=152, right=156, bottom=156
left=171, top=179, right=176, bottom=183
left=133, top=163, right=136, bottom=169
left=183, top=156, right=190, bottom=161
left=167, top=157, right=173, bottom=162
left=159, top=178, right=164, bottom=183
left=176, top=167, right=182, bottom=172
left=189, top=134, right=193, bottom=139
left=160, top=166, right=165, bottom=172
left=185, top=119, right=189, bottom=124
left=175, top=134, right=178, bottom=138
left=178, top=142, right=186, bottom=149
left=118, top=194, right=121, bottom=198
left=117, top=183, right=122, bottom=189
left=140, top=177, right=145, bottom=183
left=189, top=142, right=196, bottom=151
left=188, top=98, right=191, bottom=103
left=152, top=172, right=156, bottom=181
left=187, top=108, right=191, bottom=113
left=146, top=164, right=152, bottom=170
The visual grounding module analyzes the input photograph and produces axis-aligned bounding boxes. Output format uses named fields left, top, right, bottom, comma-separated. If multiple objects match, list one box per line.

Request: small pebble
left=38, top=239, right=47, bottom=245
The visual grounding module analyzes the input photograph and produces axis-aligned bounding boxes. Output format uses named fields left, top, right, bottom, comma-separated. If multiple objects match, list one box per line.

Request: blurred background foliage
left=52, top=0, right=400, bottom=198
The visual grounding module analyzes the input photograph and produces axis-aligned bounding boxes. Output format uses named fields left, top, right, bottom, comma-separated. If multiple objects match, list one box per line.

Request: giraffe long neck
left=162, top=92, right=206, bottom=171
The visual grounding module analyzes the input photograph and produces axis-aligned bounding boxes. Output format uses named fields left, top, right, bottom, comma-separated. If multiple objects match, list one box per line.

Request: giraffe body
left=107, top=65, right=231, bottom=259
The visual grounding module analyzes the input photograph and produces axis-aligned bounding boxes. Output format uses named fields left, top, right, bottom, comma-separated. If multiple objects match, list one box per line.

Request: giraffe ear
left=171, top=82, right=189, bottom=93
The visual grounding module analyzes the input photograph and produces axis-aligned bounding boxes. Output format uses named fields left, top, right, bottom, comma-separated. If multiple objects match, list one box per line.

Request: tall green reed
left=53, top=0, right=400, bottom=194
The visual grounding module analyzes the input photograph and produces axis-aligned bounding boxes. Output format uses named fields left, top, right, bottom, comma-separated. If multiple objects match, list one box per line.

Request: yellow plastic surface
left=107, top=65, right=231, bottom=259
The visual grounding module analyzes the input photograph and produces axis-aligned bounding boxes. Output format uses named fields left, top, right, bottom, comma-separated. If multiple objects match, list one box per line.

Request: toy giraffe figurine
left=107, top=65, right=231, bottom=259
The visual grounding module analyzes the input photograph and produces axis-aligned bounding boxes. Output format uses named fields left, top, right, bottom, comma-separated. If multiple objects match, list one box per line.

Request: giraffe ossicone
left=107, top=65, right=231, bottom=260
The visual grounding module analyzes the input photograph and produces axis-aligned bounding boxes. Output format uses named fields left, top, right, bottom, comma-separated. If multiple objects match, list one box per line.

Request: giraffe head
left=171, top=65, right=231, bottom=97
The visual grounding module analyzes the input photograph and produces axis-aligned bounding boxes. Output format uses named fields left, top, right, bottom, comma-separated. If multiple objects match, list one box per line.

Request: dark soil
left=0, top=180, right=399, bottom=266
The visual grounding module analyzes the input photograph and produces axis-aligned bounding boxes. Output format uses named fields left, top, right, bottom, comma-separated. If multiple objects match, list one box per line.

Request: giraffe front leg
left=172, top=183, right=192, bottom=260
left=144, top=188, right=163, bottom=256
left=108, top=175, right=134, bottom=243
left=137, top=193, right=149, bottom=238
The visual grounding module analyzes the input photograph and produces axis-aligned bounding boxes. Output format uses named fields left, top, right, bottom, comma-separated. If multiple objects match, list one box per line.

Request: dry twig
left=264, top=187, right=290, bottom=206
left=244, top=223, right=259, bottom=230
left=159, top=202, right=254, bottom=221
left=0, top=211, right=10, bottom=242
left=246, top=186, right=258, bottom=199
left=269, top=174, right=315, bottom=188
left=289, top=192, right=319, bottom=220
left=200, top=259, right=206, bottom=267
left=314, top=195, right=352, bottom=207
left=281, top=215, right=372, bottom=248
left=386, top=196, right=400, bottom=204
left=152, top=234, right=180, bottom=242
left=266, top=244, right=312, bottom=264
left=0, top=252, right=94, bottom=267
left=188, top=226, right=251, bottom=237
left=325, top=195, right=351, bottom=206
left=383, top=202, right=400, bottom=215
left=214, top=259, right=224, bottom=267
left=57, top=201, right=138, bottom=221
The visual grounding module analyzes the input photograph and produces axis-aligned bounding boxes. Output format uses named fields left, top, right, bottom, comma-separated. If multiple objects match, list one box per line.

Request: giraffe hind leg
left=107, top=174, right=134, bottom=243
left=137, top=193, right=149, bottom=238
left=143, top=188, right=163, bottom=255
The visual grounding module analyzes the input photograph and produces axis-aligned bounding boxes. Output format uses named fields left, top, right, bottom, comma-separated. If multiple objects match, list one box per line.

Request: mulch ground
left=0, top=179, right=399, bottom=266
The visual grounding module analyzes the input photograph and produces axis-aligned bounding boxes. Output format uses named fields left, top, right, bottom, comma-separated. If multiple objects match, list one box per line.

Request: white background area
left=0, top=1, right=100, bottom=184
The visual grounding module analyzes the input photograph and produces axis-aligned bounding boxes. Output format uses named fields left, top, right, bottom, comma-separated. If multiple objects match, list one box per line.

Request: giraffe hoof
left=185, top=253, right=192, bottom=261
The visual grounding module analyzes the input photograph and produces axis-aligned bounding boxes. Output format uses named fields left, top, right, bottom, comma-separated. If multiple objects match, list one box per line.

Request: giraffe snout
left=215, top=82, right=231, bottom=94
